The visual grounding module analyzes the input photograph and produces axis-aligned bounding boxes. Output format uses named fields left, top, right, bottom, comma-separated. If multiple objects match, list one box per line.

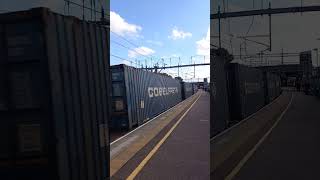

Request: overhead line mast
left=211, top=4, right=320, bottom=52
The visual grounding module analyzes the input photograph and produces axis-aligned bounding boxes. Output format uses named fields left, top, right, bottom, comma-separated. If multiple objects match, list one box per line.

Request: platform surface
left=233, top=92, right=320, bottom=180
left=111, top=91, right=210, bottom=179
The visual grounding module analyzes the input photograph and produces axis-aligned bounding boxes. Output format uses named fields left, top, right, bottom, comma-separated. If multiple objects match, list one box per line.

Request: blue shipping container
left=111, top=64, right=182, bottom=129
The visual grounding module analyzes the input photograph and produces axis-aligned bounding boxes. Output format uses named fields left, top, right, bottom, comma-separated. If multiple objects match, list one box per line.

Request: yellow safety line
left=126, top=92, right=202, bottom=180
left=225, top=92, right=294, bottom=180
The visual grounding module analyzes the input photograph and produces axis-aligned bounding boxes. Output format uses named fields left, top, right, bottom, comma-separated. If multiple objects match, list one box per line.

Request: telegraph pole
left=145, top=59, right=147, bottom=69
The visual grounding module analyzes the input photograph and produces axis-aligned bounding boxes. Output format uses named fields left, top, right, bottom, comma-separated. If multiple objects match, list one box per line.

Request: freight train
left=110, top=64, right=197, bottom=130
left=227, top=63, right=282, bottom=125
left=211, top=55, right=282, bottom=137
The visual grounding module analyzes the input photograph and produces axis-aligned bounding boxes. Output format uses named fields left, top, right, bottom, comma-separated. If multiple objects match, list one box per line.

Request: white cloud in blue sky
left=168, top=27, right=192, bottom=40
left=146, top=40, right=163, bottom=46
left=196, top=27, right=210, bottom=56
left=110, top=11, right=142, bottom=37
left=128, top=46, right=155, bottom=58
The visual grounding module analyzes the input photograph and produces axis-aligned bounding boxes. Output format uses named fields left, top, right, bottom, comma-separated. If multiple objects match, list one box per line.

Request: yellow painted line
left=126, top=93, right=202, bottom=180
left=111, top=91, right=200, bottom=145
left=225, top=93, right=294, bottom=180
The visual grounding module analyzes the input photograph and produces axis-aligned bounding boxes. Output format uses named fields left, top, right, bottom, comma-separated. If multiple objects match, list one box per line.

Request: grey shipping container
left=0, top=8, right=110, bottom=180
left=310, top=75, right=320, bottom=97
left=192, top=83, right=198, bottom=93
left=111, top=64, right=182, bottom=130
left=264, top=72, right=281, bottom=104
left=210, top=49, right=231, bottom=137
left=181, top=82, right=194, bottom=100
left=228, top=63, right=265, bottom=122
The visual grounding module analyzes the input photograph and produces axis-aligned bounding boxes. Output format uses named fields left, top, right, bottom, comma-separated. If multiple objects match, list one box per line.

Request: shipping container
left=210, top=49, right=283, bottom=137
left=210, top=49, right=230, bottom=137
left=310, top=76, right=320, bottom=97
left=300, top=51, right=313, bottom=79
left=192, top=83, right=198, bottom=93
left=228, top=63, right=265, bottom=123
left=111, top=64, right=182, bottom=130
left=264, top=72, right=281, bottom=104
left=287, top=76, right=296, bottom=87
left=0, top=8, right=110, bottom=180
left=275, top=74, right=282, bottom=97
left=181, top=82, right=194, bottom=100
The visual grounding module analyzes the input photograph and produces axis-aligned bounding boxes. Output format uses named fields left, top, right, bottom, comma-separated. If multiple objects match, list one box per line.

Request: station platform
left=110, top=90, right=210, bottom=180
left=211, top=91, right=291, bottom=179
left=212, top=91, right=320, bottom=180
left=233, top=92, right=320, bottom=180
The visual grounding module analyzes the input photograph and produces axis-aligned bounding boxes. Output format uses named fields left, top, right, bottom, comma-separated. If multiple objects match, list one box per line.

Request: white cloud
left=196, top=27, right=210, bottom=56
left=110, top=11, right=142, bottom=37
left=168, top=27, right=192, bottom=40
left=128, top=46, right=155, bottom=58
left=146, top=40, right=163, bottom=46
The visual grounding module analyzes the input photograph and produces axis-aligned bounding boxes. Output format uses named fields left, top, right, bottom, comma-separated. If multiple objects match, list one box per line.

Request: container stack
left=0, top=8, right=110, bottom=180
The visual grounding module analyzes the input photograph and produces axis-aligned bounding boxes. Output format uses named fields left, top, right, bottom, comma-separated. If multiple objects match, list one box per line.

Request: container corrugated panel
left=228, top=63, right=265, bottom=122
left=310, top=76, right=320, bottom=96
left=192, top=83, right=198, bottom=93
left=181, top=82, right=194, bottom=100
left=273, top=73, right=280, bottom=100
left=264, top=72, right=274, bottom=104
left=0, top=8, right=110, bottom=180
left=0, top=24, right=7, bottom=111
left=111, top=64, right=182, bottom=129
left=210, top=50, right=230, bottom=137
left=315, top=77, right=318, bottom=94
left=277, top=75, right=282, bottom=96
left=264, top=72, right=282, bottom=104
left=273, top=73, right=281, bottom=100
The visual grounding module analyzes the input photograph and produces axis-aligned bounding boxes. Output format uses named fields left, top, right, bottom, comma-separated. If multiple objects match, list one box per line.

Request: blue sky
left=110, top=0, right=210, bottom=81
